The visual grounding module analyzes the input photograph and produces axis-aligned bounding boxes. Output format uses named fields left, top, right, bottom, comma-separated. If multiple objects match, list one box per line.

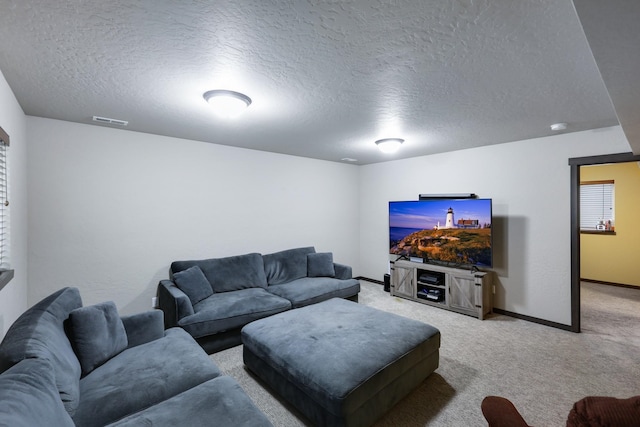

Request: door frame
left=569, top=152, right=640, bottom=332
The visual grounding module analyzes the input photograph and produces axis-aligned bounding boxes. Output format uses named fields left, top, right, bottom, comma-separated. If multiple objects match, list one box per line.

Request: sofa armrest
left=567, top=396, right=640, bottom=427
left=333, top=263, right=352, bottom=280
left=121, top=310, right=165, bottom=348
left=157, top=280, right=194, bottom=329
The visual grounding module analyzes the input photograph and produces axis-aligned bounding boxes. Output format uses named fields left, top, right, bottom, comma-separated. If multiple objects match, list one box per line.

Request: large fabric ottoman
left=241, top=298, right=441, bottom=427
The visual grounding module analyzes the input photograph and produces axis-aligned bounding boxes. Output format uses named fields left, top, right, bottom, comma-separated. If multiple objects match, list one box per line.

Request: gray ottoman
left=241, top=298, right=440, bottom=427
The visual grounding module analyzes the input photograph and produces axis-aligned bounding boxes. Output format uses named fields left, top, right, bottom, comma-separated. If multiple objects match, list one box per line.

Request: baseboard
left=492, top=308, right=574, bottom=332
left=581, top=278, right=640, bottom=289
left=355, top=276, right=384, bottom=285
left=357, top=276, right=576, bottom=332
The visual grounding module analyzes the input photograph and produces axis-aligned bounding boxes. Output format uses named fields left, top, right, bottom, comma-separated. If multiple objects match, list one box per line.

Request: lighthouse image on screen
left=389, top=199, right=492, bottom=267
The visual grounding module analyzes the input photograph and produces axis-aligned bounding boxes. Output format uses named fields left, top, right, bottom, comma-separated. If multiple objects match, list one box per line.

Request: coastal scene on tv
left=389, top=199, right=492, bottom=267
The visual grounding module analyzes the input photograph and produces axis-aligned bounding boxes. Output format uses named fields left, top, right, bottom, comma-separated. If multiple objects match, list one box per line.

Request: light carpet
left=210, top=281, right=640, bottom=426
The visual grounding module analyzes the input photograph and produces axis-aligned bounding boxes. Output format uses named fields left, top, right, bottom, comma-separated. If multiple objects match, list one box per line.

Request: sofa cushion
left=307, top=252, right=335, bottom=277
left=106, top=376, right=273, bottom=427
left=73, top=328, right=221, bottom=427
left=263, top=247, right=316, bottom=285
left=172, top=253, right=268, bottom=292
left=267, top=277, right=360, bottom=308
left=178, top=288, right=291, bottom=338
left=173, top=265, right=213, bottom=305
left=0, top=358, right=75, bottom=427
left=0, top=287, right=82, bottom=415
left=69, top=301, right=128, bottom=376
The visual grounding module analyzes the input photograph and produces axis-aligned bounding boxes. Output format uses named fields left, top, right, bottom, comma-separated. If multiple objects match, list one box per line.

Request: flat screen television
left=389, top=198, right=493, bottom=268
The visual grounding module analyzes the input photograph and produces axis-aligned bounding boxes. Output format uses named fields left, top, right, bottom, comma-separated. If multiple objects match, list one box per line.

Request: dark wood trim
left=568, top=151, right=640, bottom=334
left=570, top=162, right=581, bottom=332
left=0, top=126, right=9, bottom=146
left=568, top=152, right=640, bottom=166
left=492, top=308, right=573, bottom=331
left=356, top=276, right=384, bottom=285
left=580, top=230, right=616, bottom=235
left=0, top=269, right=15, bottom=292
left=581, top=278, right=640, bottom=290
left=580, top=179, right=615, bottom=185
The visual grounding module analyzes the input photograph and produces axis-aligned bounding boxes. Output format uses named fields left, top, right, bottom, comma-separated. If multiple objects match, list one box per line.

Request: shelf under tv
left=391, top=260, right=493, bottom=320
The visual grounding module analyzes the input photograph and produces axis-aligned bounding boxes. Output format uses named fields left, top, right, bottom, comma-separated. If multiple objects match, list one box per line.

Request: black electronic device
left=419, top=273, right=440, bottom=285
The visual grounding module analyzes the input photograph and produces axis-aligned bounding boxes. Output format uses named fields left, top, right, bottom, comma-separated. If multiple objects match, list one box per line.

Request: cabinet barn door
left=391, top=265, right=414, bottom=298
left=448, top=275, right=479, bottom=316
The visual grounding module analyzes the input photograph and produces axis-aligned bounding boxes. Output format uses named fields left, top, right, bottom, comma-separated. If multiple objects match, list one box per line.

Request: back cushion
left=68, top=302, right=129, bottom=376
left=0, top=358, right=75, bottom=427
left=172, top=253, right=268, bottom=292
left=263, top=247, right=316, bottom=285
left=0, top=287, right=83, bottom=415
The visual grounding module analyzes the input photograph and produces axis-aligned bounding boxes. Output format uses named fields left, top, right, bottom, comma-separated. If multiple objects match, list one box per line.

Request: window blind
left=580, top=181, right=614, bottom=231
left=0, top=126, right=8, bottom=269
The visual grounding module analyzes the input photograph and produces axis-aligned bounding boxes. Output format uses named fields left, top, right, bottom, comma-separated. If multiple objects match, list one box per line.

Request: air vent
left=92, top=116, right=129, bottom=126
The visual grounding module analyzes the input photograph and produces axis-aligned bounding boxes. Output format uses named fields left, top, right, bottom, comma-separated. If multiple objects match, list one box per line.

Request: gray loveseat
left=158, top=246, right=360, bottom=354
left=0, top=287, right=272, bottom=427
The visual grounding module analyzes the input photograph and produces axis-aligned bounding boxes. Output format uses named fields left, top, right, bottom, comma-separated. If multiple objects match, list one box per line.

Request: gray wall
left=357, top=127, right=630, bottom=325
left=27, top=117, right=360, bottom=314
left=0, top=70, right=633, bottom=334
left=0, top=70, right=28, bottom=337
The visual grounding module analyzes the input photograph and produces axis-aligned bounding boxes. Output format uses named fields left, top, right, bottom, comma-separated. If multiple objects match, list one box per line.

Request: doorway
left=569, top=152, right=640, bottom=332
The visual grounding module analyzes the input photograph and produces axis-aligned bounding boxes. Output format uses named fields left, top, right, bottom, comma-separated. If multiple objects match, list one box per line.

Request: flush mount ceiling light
left=550, top=122, right=568, bottom=131
left=203, top=90, right=252, bottom=118
left=375, top=138, right=404, bottom=154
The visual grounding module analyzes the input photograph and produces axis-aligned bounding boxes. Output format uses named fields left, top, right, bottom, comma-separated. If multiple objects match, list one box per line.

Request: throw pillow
left=69, top=301, right=128, bottom=376
left=264, top=247, right=315, bottom=285
left=307, top=252, right=336, bottom=277
left=173, top=265, right=214, bottom=305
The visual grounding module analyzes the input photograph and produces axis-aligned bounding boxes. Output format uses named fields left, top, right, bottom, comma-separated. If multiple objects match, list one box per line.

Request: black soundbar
left=419, top=193, right=477, bottom=200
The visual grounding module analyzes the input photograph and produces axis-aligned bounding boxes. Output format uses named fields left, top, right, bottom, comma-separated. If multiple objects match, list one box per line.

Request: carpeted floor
left=210, top=281, right=640, bottom=426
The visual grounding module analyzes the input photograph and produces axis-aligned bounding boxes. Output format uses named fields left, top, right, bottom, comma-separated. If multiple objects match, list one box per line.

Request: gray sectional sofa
left=0, top=287, right=272, bottom=427
left=158, top=246, right=360, bottom=353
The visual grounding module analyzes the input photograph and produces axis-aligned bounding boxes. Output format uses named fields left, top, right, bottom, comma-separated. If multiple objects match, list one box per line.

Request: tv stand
left=390, top=260, right=493, bottom=319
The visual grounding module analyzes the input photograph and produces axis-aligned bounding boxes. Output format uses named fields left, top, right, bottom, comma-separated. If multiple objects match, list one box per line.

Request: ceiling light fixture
left=550, top=122, right=567, bottom=131
left=203, top=90, right=252, bottom=118
left=375, top=138, right=404, bottom=154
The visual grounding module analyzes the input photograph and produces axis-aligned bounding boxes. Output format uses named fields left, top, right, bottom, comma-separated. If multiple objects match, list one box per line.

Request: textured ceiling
left=573, top=0, right=640, bottom=156
left=0, top=0, right=632, bottom=164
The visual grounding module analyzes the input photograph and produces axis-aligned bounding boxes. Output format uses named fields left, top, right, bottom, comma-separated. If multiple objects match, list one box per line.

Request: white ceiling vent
left=92, top=116, right=129, bottom=126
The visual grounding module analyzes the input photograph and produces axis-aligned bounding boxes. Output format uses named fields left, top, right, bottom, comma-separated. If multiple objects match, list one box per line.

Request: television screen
left=389, top=198, right=493, bottom=267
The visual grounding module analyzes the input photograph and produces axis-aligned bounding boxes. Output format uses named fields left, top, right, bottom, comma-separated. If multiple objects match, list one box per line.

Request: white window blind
left=0, top=126, right=8, bottom=270
left=0, top=126, right=13, bottom=290
left=580, top=180, right=614, bottom=231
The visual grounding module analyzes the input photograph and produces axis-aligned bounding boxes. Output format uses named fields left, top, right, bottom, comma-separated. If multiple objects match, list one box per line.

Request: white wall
left=27, top=117, right=360, bottom=314
left=0, top=70, right=28, bottom=338
left=358, top=127, right=630, bottom=325
left=15, top=104, right=634, bottom=327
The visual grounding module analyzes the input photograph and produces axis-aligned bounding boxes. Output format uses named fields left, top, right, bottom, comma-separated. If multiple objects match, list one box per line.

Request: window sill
left=0, top=269, right=14, bottom=292
left=580, top=230, right=616, bottom=235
